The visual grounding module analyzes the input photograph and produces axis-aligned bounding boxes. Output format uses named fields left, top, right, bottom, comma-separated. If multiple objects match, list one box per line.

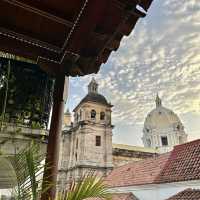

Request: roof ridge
left=112, top=193, right=138, bottom=200
left=174, top=139, right=200, bottom=148
left=125, top=193, right=137, bottom=200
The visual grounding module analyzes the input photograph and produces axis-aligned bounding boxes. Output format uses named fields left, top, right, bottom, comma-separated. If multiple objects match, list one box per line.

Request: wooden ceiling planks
left=0, top=0, right=153, bottom=76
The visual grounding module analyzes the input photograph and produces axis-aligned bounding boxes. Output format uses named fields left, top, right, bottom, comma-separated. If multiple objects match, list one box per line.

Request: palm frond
left=64, top=173, right=112, bottom=200
left=9, top=141, right=50, bottom=200
left=2, top=142, right=111, bottom=200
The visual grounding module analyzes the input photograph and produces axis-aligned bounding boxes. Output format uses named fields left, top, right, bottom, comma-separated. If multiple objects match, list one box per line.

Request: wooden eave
left=0, top=0, right=153, bottom=77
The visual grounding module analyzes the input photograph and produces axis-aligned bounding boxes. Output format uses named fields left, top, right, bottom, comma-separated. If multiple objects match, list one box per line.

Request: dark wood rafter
left=0, top=27, right=61, bottom=53
left=1, top=0, right=74, bottom=27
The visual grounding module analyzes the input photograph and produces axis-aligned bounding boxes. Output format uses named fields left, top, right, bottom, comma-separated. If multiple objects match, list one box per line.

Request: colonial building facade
left=58, top=78, right=114, bottom=191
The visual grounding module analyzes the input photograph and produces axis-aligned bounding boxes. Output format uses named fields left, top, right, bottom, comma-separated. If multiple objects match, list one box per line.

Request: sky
left=66, top=0, right=200, bottom=146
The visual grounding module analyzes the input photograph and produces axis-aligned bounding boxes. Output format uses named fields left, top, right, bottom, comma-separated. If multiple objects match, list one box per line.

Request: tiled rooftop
left=156, top=139, right=200, bottom=183
left=86, top=192, right=138, bottom=200
left=105, top=139, right=200, bottom=187
left=166, top=189, right=200, bottom=200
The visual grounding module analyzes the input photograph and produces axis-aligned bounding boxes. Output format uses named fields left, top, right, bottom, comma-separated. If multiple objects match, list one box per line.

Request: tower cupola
left=88, top=78, right=98, bottom=94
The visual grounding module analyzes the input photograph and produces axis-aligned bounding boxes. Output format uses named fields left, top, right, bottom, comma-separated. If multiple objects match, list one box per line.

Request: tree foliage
left=9, top=142, right=48, bottom=200
left=60, top=174, right=111, bottom=200
left=2, top=143, right=111, bottom=200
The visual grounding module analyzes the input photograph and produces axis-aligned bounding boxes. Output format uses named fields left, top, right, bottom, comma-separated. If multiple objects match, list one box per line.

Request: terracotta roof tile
left=105, top=139, right=200, bottom=187
left=104, top=152, right=170, bottom=187
left=166, top=189, right=200, bottom=200
left=86, top=192, right=138, bottom=200
left=156, top=139, right=200, bottom=183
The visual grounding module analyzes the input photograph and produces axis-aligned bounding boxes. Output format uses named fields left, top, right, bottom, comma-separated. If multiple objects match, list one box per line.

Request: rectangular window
left=96, top=136, right=101, bottom=146
left=161, top=136, right=168, bottom=146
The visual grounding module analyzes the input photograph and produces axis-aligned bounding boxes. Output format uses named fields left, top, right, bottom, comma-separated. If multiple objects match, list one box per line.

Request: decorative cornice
left=62, top=164, right=113, bottom=172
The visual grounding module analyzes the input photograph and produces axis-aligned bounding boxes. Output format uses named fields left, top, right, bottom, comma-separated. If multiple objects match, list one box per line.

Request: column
left=41, top=75, right=68, bottom=200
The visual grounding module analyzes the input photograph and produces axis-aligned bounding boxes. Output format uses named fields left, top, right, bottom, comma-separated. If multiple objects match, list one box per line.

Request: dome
left=80, top=93, right=110, bottom=106
left=144, top=106, right=181, bottom=130
left=143, top=94, right=187, bottom=153
left=73, top=78, right=112, bottom=111
left=144, top=94, right=182, bottom=130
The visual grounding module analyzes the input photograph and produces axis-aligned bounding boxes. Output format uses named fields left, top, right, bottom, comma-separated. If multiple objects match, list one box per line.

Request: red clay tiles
left=105, top=139, right=200, bottom=187
left=156, top=139, right=200, bottom=183
left=86, top=192, right=138, bottom=200
left=166, top=188, right=200, bottom=200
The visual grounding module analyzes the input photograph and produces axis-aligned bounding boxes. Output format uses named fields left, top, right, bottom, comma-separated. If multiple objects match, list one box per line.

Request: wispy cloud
left=68, top=0, right=200, bottom=145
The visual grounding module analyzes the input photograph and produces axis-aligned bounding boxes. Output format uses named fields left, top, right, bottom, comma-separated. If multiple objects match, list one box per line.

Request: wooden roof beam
left=0, top=27, right=61, bottom=53
left=1, top=0, right=74, bottom=27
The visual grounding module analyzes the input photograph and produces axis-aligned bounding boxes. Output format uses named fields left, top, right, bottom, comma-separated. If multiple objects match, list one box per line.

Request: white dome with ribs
left=142, top=94, right=187, bottom=153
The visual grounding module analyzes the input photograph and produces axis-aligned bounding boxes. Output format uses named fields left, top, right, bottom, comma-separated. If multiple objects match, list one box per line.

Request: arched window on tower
left=91, top=109, right=96, bottom=119
left=100, top=112, right=105, bottom=120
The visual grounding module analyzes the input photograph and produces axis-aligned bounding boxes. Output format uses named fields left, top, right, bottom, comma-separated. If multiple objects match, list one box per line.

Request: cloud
left=68, top=0, right=200, bottom=145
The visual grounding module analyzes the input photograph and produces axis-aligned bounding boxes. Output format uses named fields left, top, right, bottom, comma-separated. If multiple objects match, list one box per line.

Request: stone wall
left=112, top=147, right=158, bottom=167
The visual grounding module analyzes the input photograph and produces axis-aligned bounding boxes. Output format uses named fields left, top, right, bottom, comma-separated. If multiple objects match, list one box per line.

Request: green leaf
left=64, top=173, right=112, bottom=200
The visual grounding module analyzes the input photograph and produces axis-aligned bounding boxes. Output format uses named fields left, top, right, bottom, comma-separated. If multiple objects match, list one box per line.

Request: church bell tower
left=58, top=78, right=113, bottom=191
